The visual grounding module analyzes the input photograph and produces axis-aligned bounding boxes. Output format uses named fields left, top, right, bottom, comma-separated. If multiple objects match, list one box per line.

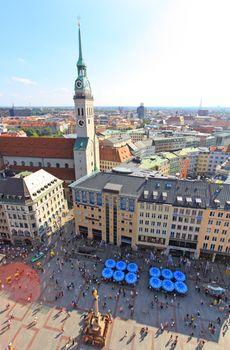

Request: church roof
left=0, top=136, right=75, bottom=159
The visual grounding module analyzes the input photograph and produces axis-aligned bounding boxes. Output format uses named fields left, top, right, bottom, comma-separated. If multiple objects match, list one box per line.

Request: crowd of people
left=1, top=232, right=230, bottom=349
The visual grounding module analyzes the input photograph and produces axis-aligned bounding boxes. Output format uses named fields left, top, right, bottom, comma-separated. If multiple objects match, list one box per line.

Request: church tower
left=73, top=22, right=99, bottom=180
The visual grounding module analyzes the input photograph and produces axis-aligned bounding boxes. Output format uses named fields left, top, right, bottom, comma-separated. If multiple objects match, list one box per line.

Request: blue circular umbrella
left=127, top=263, right=138, bottom=273
left=113, top=270, right=125, bottom=282
left=162, top=268, right=173, bottom=280
left=162, top=279, right=174, bottom=292
left=101, top=267, right=113, bottom=279
left=175, top=281, right=188, bottom=294
left=174, top=270, right=186, bottom=282
left=149, top=267, right=161, bottom=278
left=105, top=259, right=116, bottom=269
left=149, top=277, right=162, bottom=289
left=116, top=260, right=127, bottom=271
left=125, top=272, right=137, bottom=285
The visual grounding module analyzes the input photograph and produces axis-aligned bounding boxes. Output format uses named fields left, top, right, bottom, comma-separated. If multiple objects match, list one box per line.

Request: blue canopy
left=149, top=277, right=162, bottom=289
left=113, top=270, right=125, bottom=282
left=105, top=259, right=116, bottom=269
left=175, top=281, right=188, bottom=294
left=127, top=263, right=138, bottom=273
left=162, top=279, right=174, bottom=292
left=173, top=270, right=186, bottom=282
left=149, top=267, right=161, bottom=278
left=101, top=267, right=113, bottom=279
left=125, top=272, right=137, bottom=285
left=116, top=260, right=127, bottom=271
left=162, top=268, right=173, bottom=280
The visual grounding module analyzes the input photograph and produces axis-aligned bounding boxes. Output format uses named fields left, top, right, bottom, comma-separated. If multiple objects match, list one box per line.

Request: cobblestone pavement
left=1, top=227, right=230, bottom=349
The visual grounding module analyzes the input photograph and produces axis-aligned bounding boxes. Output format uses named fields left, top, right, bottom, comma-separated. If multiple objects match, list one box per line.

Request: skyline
left=1, top=0, right=230, bottom=107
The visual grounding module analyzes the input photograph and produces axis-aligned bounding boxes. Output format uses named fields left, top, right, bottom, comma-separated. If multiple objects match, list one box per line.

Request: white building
left=0, top=169, right=68, bottom=246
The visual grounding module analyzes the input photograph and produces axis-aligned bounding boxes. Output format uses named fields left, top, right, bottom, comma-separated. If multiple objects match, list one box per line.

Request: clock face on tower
left=76, top=79, right=83, bottom=89
left=78, top=119, right=85, bottom=127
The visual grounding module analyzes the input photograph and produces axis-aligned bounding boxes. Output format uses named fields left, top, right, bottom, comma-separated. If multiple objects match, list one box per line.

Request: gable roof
left=99, top=145, right=132, bottom=163
left=0, top=136, right=75, bottom=159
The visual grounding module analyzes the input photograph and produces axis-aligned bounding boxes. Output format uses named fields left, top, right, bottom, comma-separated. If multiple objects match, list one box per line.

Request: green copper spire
left=77, top=20, right=86, bottom=75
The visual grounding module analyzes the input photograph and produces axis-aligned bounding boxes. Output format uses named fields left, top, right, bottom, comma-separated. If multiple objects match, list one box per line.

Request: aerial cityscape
left=1, top=1, right=230, bottom=350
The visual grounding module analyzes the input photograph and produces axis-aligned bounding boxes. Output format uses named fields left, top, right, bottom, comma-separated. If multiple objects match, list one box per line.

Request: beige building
left=71, top=172, right=230, bottom=261
left=0, top=169, right=68, bottom=246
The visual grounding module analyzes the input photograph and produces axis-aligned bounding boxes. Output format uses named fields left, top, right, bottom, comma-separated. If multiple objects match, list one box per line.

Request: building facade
left=71, top=172, right=230, bottom=261
left=0, top=170, right=68, bottom=246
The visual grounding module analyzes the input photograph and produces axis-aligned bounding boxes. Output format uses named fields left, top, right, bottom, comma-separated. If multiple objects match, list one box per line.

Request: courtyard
left=0, top=229, right=230, bottom=350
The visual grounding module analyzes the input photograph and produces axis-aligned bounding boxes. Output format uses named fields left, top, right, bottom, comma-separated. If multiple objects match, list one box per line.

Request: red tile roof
left=99, top=145, right=132, bottom=163
left=9, top=165, right=75, bottom=182
left=0, top=136, right=75, bottom=159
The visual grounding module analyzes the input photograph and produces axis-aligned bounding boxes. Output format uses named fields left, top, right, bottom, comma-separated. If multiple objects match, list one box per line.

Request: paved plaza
left=1, top=228, right=230, bottom=349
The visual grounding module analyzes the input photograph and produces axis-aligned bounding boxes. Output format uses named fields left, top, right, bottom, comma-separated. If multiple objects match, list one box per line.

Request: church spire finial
left=77, top=17, right=85, bottom=70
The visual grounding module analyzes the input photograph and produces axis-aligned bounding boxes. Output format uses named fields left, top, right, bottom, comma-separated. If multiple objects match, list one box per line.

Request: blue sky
left=0, top=0, right=230, bottom=107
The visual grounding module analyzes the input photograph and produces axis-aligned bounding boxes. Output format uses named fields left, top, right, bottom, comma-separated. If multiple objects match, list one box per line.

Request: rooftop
left=71, top=172, right=230, bottom=210
left=0, top=136, right=75, bottom=159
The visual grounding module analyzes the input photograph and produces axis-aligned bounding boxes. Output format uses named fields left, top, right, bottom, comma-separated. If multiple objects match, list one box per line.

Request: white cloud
left=17, top=57, right=25, bottom=63
left=0, top=92, right=3, bottom=97
left=11, top=76, right=36, bottom=85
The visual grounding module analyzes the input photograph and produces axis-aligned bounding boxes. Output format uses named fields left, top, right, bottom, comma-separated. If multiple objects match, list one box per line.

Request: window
left=212, top=237, right=217, bottom=241
left=38, top=162, right=42, bottom=167
left=176, top=232, right=180, bottom=239
left=21, top=161, right=25, bottom=166
left=214, top=229, right=219, bottom=234
left=222, top=230, right=227, bottom=235
left=188, top=234, right=192, bottom=240
left=56, top=163, right=60, bottom=168
left=224, top=222, right=229, bottom=227
left=13, top=161, right=17, bottom=165
left=47, top=162, right=51, bottom=167
left=65, top=163, right=69, bottom=168
left=218, top=212, right=223, bottom=218
left=210, top=211, right=215, bottom=217
left=203, top=243, right=208, bottom=249
left=208, top=220, right=213, bottom=225
left=29, top=162, right=33, bottom=166
left=210, top=244, right=215, bottom=250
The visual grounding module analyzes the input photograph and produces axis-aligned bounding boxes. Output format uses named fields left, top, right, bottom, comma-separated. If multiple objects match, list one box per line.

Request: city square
left=1, top=226, right=230, bottom=350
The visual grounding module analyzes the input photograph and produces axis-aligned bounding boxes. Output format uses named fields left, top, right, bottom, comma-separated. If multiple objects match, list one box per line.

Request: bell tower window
left=81, top=108, right=84, bottom=116
left=78, top=108, right=80, bottom=116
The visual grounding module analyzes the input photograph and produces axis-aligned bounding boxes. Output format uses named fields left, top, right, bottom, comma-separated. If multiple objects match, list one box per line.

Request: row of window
left=139, top=212, right=168, bottom=219
left=202, top=243, right=229, bottom=252
left=173, top=208, right=203, bottom=216
left=170, top=232, right=198, bottom=241
left=139, top=220, right=167, bottom=227
left=172, top=216, right=202, bottom=224
left=204, top=235, right=229, bottom=242
left=138, top=235, right=166, bottom=244
left=13, top=161, right=70, bottom=168
left=210, top=211, right=230, bottom=218
left=139, top=227, right=167, bottom=235
left=171, top=224, right=200, bottom=232
left=208, top=220, right=229, bottom=227
left=139, top=203, right=170, bottom=212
